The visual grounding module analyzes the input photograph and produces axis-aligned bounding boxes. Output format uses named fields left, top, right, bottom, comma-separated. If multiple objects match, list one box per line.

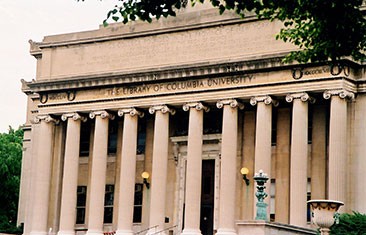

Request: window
left=173, top=111, right=189, bottom=136
left=203, top=109, right=222, bottom=134
left=307, top=179, right=311, bottom=222
left=76, top=186, right=87, bottom=224
left=137, top=120, right=146, bottom=154
left=104, top=185, right=114, bottom=224
left=271, top=108, right=278, bottom=146
left=79, top=121, right=91, bottom=157
left=308, top=107, right=313, bottom=144
left=270, top=179, right=275, bottom=221
left=133, top=184, right=143, bottom=223
left=108, top=120, right=118, bottom=155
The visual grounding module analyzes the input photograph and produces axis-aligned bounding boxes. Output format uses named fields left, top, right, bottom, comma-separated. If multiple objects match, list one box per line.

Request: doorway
left=200, top=160, right=215, bottom=235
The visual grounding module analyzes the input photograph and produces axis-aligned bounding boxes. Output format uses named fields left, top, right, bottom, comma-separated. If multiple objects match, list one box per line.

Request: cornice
left=22, top=55, right=288, bottom=94
left=36, top=16, right=254, bottom=50
left=21, top=58, right=363, bottom=95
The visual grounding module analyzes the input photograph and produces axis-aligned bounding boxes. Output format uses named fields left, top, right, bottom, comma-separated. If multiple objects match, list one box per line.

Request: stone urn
left=307, top=200, right=344, bottom=235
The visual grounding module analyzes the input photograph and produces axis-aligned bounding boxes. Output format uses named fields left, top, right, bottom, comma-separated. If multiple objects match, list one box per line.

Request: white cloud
left=0, top=0, right=117, bottom=133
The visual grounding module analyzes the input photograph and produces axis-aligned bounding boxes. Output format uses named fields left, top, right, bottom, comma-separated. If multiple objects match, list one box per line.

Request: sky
left=0, top=0, right=117, bottom=133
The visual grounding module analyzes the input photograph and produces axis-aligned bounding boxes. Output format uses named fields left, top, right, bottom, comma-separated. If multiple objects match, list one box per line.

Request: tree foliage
left=330, top=212, right=366, bottom=235
left=99, top=0, right=366, bottom=63
left=0, top=127, right=23, bottom=233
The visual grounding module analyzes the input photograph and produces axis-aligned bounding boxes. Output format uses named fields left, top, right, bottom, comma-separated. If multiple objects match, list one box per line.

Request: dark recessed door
left=200, top=160, right=215, bottom=235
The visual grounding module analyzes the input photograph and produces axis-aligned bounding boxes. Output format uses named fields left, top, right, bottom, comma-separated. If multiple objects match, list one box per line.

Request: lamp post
left=253, top=170, right=269, bottom=221
left=307, top=200, right=344, bottom=235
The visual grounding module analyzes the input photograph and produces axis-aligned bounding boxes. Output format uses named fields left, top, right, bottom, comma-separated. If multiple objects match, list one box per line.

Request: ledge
left=236, top=220, right=316, bottom=235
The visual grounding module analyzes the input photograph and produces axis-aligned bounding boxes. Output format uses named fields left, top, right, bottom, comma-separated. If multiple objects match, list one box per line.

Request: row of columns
left=28, top=89, right=353, bottom=235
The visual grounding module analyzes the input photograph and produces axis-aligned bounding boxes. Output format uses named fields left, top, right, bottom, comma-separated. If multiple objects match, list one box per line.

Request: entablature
left=22, top=58, right=361, bottom=95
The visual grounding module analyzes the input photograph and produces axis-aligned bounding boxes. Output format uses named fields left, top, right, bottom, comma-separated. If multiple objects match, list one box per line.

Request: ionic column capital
left=89, top=110, right=115, bottom=120
left=286, top=92, right=316, bottom=103
left=183, top=102, right=210, bottom=112
left=216, top=99, right=244, bottom=109
left=149, top=105, right=176, bottom=115
left=323, top=89, right=355, bottom=100
left=34, top=115, right=60, bottom=124
left=250, top=95, right=278, bottom=106
left=117, top=108, right=144, bottom=118
left=61, top=112, right=87, bottom=122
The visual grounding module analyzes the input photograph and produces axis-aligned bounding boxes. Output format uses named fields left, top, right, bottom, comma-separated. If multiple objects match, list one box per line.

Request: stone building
left=17, top=3, right=366, bottom=235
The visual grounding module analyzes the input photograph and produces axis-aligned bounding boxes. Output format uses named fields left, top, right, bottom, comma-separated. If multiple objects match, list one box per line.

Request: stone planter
left=307, top=200, right=344, bottom=235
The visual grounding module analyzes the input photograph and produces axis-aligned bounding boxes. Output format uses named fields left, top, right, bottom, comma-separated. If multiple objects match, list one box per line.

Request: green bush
left=331, top=212, right=366, bottom=235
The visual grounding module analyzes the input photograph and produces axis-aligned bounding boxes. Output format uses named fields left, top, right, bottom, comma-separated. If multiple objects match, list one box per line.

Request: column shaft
left=87, top=115, right=109, bottom=235
left=352, top=95, right=366, bottom=213
left=217, top=105, right=238, bottom=235
left=241, top=111, right=255, bottom=220
left=289, top=99, right=308, bottom=227
left=254, top=102, right=272, bottom=215
left=182, top=108, right=204, bottom=235
left=328, top=96, right=347, bottom=206
left=275, top=108, right=291, bottom=223
left=116, top=114, right=138, bottom=235
left=58, top=117, right=82, bottom=235
left=148, top=111, right=170, bottom=233
left=30, top=118, right=55, bottom=235
left=311, top=105, right=327, bottom=200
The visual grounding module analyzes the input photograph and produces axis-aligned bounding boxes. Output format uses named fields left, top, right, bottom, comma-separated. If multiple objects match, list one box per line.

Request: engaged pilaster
left=181, top=102, right=209, bottom=235
left=30, top=115, right=58, bottom=235
left=116, top=108, right=144, bottom=235
left=286, top=93, right=314, bottom=227
left=216, top=99, right=243, bottom=235
left=250, top=95, right=277, bottom=219
left=58, top=113, right=86, bottom=235
left=148, top=105, right=175, bottom=235
left=323, top=90, right=354, bottom=211
left=87, top=111, right=114, bottom=235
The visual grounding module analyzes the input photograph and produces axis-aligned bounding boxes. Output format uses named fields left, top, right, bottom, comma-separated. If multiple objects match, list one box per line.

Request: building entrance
left=200, top=160, right=215, bottom=235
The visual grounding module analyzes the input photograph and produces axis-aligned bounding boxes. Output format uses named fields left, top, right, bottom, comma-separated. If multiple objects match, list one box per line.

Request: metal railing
left=135, top=225, right=158, bottom=235
left=149, top=225, right=177, bottom=235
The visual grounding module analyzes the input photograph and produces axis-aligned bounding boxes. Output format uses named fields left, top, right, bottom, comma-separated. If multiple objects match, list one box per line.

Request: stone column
left=286, top=93, right=315, bottom=227
left=216, top=99, right=244, bottom=235
left=324, top=90, right=353, bottom=210
left=181, top=102, right=209, bottom=235
left=274, top=108, right=291, bottom=224
left=352, top=94, right=366, bottom=213
left=311, top=105, right=327, bottom=200
left=58, top=113, right=86, bottom=235
left=30, top=115, right=58, bottom=235
left=115, top=108, right=144, bottom=235
left=250, top=95, right=277, bottom=216
left=87, top=111, right=114, bottom=235
left=148, top=105, right=175, bottom=234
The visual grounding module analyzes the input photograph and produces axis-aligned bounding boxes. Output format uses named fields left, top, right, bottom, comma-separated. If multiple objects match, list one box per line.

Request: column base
left=115, top=230, right=134, bottom=235
left=86, top=230, right=104, bottom=235
left=57, top=231, right=75, bottom=235
left=216, top=228, right=237, bottom=235
left=181, top=228, right=202, bottom=235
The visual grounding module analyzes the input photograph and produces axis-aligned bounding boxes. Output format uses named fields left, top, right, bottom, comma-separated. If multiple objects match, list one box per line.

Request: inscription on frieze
left=104, top=75, right=254, bottom=97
